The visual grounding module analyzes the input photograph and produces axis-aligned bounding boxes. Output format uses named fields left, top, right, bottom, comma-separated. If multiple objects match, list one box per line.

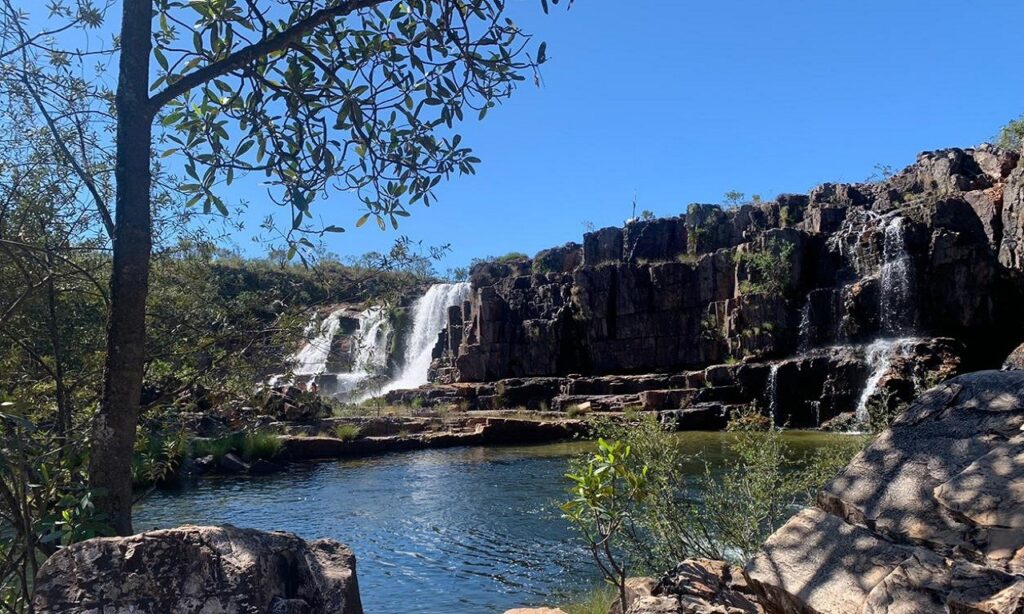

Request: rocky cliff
left=412, top=146, right=1024, bottom=427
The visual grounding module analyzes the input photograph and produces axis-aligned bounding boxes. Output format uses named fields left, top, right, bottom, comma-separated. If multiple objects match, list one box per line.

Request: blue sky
left=219, top=0, right=1024, bottom=269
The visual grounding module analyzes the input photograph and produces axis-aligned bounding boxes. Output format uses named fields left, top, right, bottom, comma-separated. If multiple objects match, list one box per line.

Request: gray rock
left=32, top=524, right=363, bottom=614
left=218, top=451, right=249, bottom=473
left=745, top=370, right=1024, bottom=614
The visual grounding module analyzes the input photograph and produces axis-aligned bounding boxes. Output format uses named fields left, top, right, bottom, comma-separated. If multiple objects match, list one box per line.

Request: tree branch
left=148, top=0, right=388, bottom=111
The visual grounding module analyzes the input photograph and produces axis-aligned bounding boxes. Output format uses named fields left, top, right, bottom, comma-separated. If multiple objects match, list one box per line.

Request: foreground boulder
left=744, top=370, right=1024, bottom=613
left=1006, top=342, right=1024, bottom=370
left=32, top=524, right=363, bottom=614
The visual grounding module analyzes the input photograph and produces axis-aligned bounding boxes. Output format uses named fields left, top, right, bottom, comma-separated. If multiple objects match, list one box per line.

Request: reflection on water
left=134, top=432, right=846, bottom=614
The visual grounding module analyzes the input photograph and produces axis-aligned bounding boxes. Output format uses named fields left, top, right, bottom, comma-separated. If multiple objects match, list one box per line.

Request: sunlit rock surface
left=744, top=370, right=1024, bottom=613
left=32, top=525, right=363, bottom=614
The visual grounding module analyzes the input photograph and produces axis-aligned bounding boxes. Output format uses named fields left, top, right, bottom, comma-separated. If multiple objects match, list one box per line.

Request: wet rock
left=431, top=147, right=1024, bottom=388
left=249, top=459, right=286, bottom=475
left=32, top=525, right=363, bottom=614
left=218, top=452, right=249, bottom=473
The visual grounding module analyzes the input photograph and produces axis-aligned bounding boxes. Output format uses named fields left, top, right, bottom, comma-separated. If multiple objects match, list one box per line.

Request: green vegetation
left=561, top=438, right=649, bottom=609
left=734, top=239, right=795, bottom=297
left=332, top=424, right=362, bottom=442
left=563, top=585, right=618, bottom=614
left=997, top=115, right=1024, bottom=151
left=190, top=432, right=282, bottom=462
left=563, top=413, right=866, bottom=586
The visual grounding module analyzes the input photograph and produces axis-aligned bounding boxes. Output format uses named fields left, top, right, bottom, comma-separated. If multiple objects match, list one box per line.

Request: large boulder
left=32, top=525, right=363, bottom=614
left=744, top=370, right=1024, bottom=613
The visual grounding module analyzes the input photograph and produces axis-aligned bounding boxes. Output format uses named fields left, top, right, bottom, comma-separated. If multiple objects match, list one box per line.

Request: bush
left=1, top=407, right=110, bottom=611
left=733, top=239, right=794, bottom=297
left=561, top=438, right=648, bottom=609
left=332, top=424, right=361, bottom=441
left=569, top=414, right=866, bottom=575
left=240, top=432, right=282, bottom=461
left=997, top=115, right=1024, bottom=151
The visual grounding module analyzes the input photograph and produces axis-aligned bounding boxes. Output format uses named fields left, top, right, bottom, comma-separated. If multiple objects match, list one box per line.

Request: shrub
left=240, top=432, right=282, bottom=461
left=561, top=438, right=648, bottom=609
left=191, top=434, right=243, bottom=460
left=997, top=115, right=1024, bottom=151
left=332, top=424, right=361, bottom=441
left=734, top=239, right=794, bottom=297
left=570, top=414, right=866, bottom=575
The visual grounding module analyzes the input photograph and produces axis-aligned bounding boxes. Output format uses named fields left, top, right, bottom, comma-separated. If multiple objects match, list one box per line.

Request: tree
left=3, top=0, right=572, bottom=534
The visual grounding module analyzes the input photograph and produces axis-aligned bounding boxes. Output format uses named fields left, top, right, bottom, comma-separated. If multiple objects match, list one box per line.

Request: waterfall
left=333, top=307, right=392, bottom=396
left=797, top=299, right=813, bottom=352
left=855, top=338, right=913, bottom=422
left=290, top=308, right=347, bottom=377
left=880, top=217, right=916, bottom=335
left=378, top=282, right=472, bottom=395
left=766, top=363, right=780, bottom=426
left=274, top=307, right=391, bottom=397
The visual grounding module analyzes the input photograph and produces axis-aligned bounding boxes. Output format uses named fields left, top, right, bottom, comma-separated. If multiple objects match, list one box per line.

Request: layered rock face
left=32, top=525, right=363, bottom=614
left=744, top=370, right=1024, bottom=613
left=420, top=146, right=1024, bottom=423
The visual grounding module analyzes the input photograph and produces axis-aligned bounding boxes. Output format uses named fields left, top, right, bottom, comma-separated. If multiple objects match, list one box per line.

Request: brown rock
left=1005, top=342, right=1024, bottom=370
left=32, top=524, right=363, bottom=614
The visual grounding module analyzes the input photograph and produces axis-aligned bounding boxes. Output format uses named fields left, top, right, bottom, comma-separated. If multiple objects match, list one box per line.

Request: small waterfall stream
left=855, top=338, right=914, bottom=422
left=766, top=363, right=780, bottom=425
left=880, top=216, right=916, bottom=335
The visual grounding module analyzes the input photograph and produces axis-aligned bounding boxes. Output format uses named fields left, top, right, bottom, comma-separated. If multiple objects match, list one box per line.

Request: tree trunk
left=89, top=0, right=153, bottom=536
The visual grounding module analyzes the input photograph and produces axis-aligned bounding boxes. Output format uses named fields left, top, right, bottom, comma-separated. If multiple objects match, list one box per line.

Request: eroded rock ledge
left=744, top=370, right=1024, bottom=613
left=32, top=525, right=363, bottom=614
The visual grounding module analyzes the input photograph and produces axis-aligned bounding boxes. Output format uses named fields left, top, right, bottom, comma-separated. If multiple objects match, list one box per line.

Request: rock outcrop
left=743, top=370, right=1024, bottom=613
left=628, top=559, right=763, bottom=614
left=414, top=147, right=1024, bottom=425
left=32, top=525, right=363, bottom=614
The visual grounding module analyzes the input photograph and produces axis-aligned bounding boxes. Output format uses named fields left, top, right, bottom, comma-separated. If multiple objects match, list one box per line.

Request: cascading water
left=855, top=338, right=913, bottom=422
left=766, top=363, right=780, bottom=426
left=378, top=282, right=472, bottom=395
left=880, top=216, right=916, bottom=335
left=333, top=307, right=392, bottom=396
left=797, top=299, right=813, bottom=352
left=289, top=308, right=347, bottom=378
left=273, top=307, right=391, bottom=397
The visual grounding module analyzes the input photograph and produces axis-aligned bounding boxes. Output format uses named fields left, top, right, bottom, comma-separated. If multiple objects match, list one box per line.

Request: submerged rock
left=744, top=370, right=1024, bottom=613
left=32, top=524, right=363, bottom=614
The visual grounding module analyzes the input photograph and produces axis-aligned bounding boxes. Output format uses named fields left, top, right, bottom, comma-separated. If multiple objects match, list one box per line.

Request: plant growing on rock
left=997, top=114, right=1024, bottom=151
left=561, top=438, right=649, bottom=610
left=734, top=239, right=795, bottom=297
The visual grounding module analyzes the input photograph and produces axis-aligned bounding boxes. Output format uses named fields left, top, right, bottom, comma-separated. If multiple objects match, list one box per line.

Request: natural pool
left=134, top=431, right=848, bottom=614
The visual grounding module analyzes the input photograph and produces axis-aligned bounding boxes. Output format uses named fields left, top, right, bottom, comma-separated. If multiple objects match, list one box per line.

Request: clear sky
left=222, top=0, right=1024, bottom=270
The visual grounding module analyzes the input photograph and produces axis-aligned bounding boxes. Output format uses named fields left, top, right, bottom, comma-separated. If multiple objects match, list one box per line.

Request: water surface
left=135, top=432, right=845, bottom=613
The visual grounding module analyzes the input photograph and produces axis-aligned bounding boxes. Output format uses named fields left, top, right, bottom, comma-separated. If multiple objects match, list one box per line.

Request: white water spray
left=766, top=363, right=780, bottom=426
left=880, top=217, right=916, bottom=335
left=333, top=307, right=392, bottom=396
left=379, top=282, right=472, bottom=394
left=855, top=338, right=913, bottom=422
left=290, top=308, right=347, bottom=377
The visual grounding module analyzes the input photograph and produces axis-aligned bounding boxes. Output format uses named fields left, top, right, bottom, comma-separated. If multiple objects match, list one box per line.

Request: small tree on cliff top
left=1, top=0, right=574, bottom=534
